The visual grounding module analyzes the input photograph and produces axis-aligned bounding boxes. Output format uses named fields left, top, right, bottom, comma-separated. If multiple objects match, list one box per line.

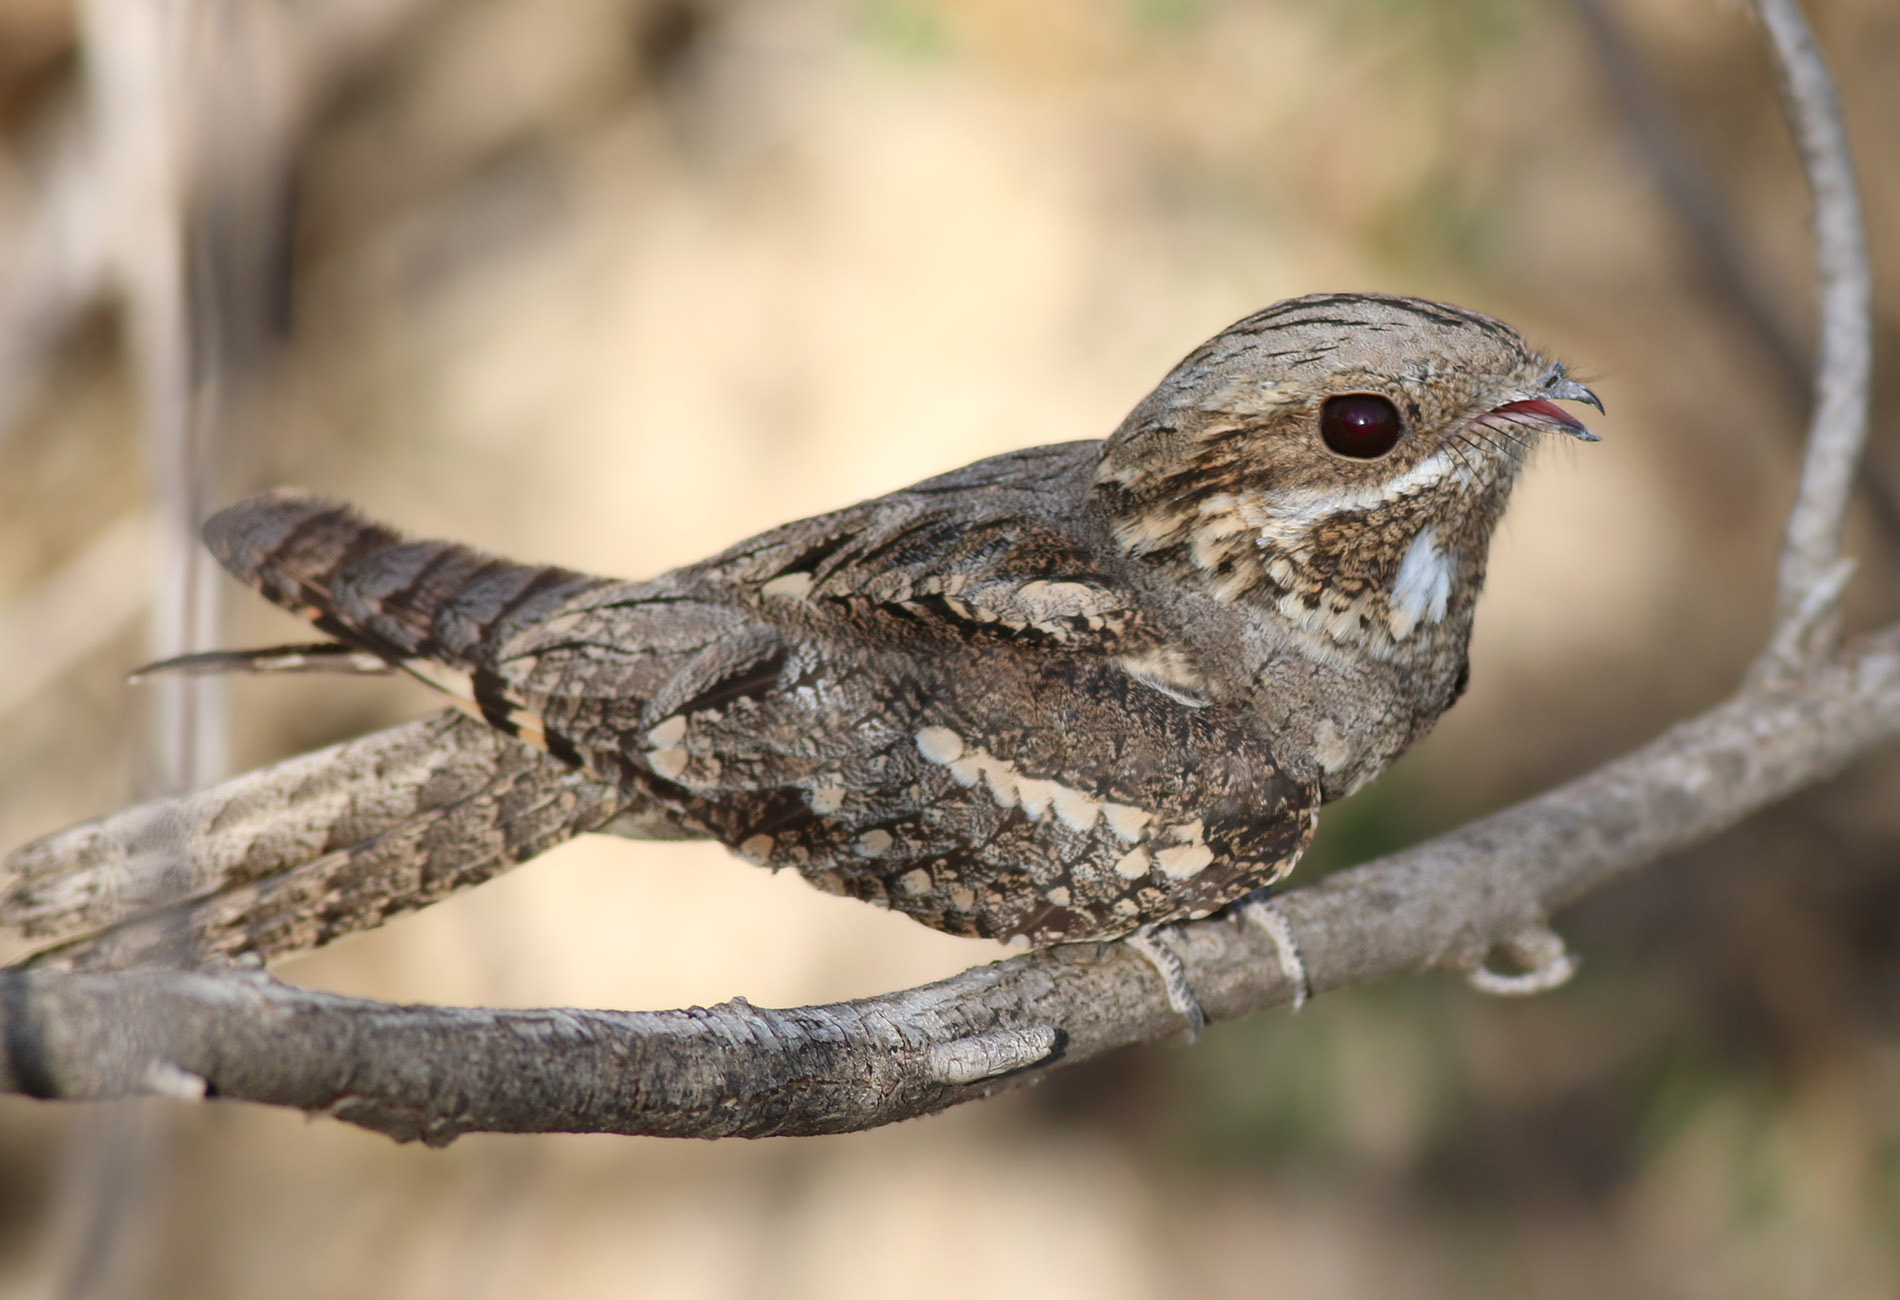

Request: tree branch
left=3, top=626, right=1898, bottom=1142
left=0, top=0, right=1882, bottom=1143
left=1752, top=0, right=1873, bottom=666
left=1568, top=0, right=1900, bottom=565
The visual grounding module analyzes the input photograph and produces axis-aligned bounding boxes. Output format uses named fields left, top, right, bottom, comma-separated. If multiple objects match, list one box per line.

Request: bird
left=1, top=292, right=1599, bottom=1025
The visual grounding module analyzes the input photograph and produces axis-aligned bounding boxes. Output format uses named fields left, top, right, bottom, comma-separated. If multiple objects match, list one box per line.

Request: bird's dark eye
left=1319, top=394, right=1404, bottom=459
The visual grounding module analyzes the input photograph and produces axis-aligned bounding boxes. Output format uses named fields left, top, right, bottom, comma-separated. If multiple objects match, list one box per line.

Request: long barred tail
left=203, top=489, right=612, bottom=671
left=3, top=490, right=667, bottom=971
left=202, top=491, right=614, bottom=749
left=2, top=711, right=634, bottom=970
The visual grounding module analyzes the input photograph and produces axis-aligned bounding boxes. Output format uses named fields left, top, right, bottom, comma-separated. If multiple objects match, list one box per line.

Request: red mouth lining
left=1487, top=398, right=1591, bottom=434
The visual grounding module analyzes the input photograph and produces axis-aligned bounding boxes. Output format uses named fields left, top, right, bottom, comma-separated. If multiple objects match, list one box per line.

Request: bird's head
left=1093, top=292, right=1599, bottom=659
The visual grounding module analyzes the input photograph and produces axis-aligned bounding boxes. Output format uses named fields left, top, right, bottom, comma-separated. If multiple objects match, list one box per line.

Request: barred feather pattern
left=3, top=293, right=1597, bottom=969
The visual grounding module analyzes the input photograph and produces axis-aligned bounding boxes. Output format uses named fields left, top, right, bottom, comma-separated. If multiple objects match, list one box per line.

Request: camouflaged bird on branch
left=1, top=293, right=1600, bottom=1001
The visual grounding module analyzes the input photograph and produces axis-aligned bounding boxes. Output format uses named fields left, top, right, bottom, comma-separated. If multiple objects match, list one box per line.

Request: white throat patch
left=1388, top=526, right=1454, bottom=640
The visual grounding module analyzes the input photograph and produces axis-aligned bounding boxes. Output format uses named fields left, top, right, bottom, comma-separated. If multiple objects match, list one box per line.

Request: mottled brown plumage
left=2, top=293, right=1597, bottom=971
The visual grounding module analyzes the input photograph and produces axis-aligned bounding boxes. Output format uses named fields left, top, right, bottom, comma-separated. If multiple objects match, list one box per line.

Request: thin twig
left=1752, top=0, right=1872, bottom=665
left=59, top=3, right=244, bottom=1292
left=84, top=0, right=228, bottom=793
left=1568, top=0, right=1809, bottom=397
left=1569, top=0, right=1900, bottom=570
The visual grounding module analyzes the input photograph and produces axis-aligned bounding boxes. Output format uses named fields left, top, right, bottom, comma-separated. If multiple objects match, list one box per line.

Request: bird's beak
left=1486, top=373, right=1604, bottom=442
left=1547, top=375, right=1605, bottom=415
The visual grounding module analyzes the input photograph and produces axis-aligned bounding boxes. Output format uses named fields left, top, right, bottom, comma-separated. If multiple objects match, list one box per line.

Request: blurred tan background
left=2, top=0, right=1899, bottom=1296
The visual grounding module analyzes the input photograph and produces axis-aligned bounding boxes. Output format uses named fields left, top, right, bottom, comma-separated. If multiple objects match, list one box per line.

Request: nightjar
left=2, top=292, right=1598, bottom=976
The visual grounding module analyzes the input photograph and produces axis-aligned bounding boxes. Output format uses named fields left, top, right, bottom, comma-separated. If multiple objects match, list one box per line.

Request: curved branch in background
left=1751, top=0, right=1873, bottom=662
left=1568, top=0, right=1900, bottom=565
left=1568, top=0, right=1809, bottom=396
left=0, top=0, right=1881, bottom=1142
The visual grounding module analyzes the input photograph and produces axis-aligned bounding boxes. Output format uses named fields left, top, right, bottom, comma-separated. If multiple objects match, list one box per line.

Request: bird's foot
left=1238, top=893, right=1311, bottom=1012
left=1124, top=925, right=1204, bottom=1041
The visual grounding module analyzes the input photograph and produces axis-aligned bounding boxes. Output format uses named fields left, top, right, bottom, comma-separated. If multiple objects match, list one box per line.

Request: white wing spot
left=761, top=571, right=814, bottom=599
left=1046, top=885, right=1072, bottom=907
left=1050, top=786, right=1099, bottom=833
left=808, top=784, right=846, bottom=815
left=914, top=734, right=1154, bottom=842
left=649, top=749, right=688, bottom=781
left=1114, top=848, right=1152, bottom=880
left=738, top=834, right=774, bottom=863
left=1168, top=819, right=1205, bottom=845
left=855, top=829, right=894, bottom=857
left=897, top=867, right=932, bottom=895
left=1155, top=843, right=1215, bottom=879
left=646, top=716, right=687, bottom=749
left=1013, top=778, right=1059, bottom=821
left=915, top=727, right=965, bottom=764
left=1101, top=803, right=1152, bottom=843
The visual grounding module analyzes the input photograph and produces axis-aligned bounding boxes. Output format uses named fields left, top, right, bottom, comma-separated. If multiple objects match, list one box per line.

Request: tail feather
left=0, top=492, right=671, bottom=971
left=202, top=490, right=608, bottom=671
left=202, top=490, right=616, bottom=761
left=130, top=642, right=393, bottom=679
